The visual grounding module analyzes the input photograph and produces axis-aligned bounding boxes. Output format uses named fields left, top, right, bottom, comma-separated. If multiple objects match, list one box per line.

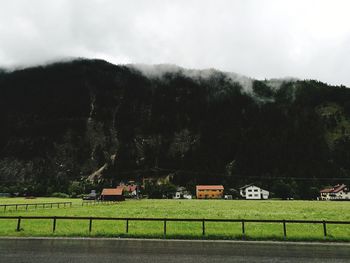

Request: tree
left=272, top=181, right=295, bottom=199
left=144, top=181, right=177, bottom=199
left=68, top=181, right=84, bottom=197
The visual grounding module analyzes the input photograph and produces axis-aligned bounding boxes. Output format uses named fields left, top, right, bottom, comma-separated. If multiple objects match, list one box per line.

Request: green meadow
left=0, top=198, right=349, bottom=241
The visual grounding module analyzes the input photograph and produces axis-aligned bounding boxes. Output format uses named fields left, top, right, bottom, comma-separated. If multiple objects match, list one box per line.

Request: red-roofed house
left=196, top=185, right=224, bottom=199
left=100, top=186, right=125, bottom=201
left=123, top=184, right=138, bottom=197
left=320, top=184, right=350, bottom=200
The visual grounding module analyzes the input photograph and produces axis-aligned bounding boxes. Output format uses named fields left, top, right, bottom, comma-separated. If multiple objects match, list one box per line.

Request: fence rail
left=81, top=200, right=118, bottom=206
left=0, top=216, right=349, bottom=239
left=0, top=202, right=72, bottom=211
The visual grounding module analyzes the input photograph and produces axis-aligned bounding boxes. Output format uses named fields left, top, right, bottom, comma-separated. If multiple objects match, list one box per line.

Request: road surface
left=0, top=238, right=349, bottom=263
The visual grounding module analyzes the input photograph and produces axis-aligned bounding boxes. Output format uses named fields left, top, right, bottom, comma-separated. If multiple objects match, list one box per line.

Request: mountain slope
left=0, top=59, right=349, bottom=198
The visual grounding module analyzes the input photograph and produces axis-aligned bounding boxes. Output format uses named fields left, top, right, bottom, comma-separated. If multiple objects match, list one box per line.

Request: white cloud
left=0, top=0, right=349, bottom=86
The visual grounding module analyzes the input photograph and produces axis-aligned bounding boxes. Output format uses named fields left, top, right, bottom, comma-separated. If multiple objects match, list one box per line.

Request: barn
left=100, top=187, right=125, bottom=201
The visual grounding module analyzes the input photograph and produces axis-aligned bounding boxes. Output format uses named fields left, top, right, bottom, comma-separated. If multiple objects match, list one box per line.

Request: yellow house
left=196, top=185, right=224, bottom=199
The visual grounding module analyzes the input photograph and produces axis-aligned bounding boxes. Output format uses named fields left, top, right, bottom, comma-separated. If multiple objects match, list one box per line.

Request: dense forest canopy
left=0, top=59, right=350, bottom=199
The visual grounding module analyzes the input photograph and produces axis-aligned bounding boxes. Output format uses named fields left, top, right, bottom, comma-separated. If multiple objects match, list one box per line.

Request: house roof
left=320, top=187, right=334, bottom=193
left=333, top=184, right=347, bottom=193
left=239, top=183, right=254, bottom=189
left=196, top=185, right=224, bottom=190
left=177, top=186, right=187, bottom=192
left=320, top=184, right=347, bottom=193
left=101, top=187, right=123, bottom=196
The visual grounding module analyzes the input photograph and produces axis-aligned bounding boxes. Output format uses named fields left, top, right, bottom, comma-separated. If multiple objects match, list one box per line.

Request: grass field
left=0, top=197, right=349, bottom=241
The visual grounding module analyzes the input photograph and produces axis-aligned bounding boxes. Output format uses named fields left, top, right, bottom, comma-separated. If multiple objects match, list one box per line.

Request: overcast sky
left=1, top=0, right=350, bottom=86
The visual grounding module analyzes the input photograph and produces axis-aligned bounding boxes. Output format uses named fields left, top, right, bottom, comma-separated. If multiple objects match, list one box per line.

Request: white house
left=239, top=184, right=269, bottom=200
left=174, top=192, right=192, bottom=199
left=174, top=187, right=192, bottom=199
left=320, top=184, right=350, bottom=200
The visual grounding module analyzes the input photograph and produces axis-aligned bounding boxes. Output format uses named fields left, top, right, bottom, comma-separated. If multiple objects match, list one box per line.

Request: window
left=248, top=194, right=252, bottom=197
left=247, top=189, right=252, bottom=192
left=254, top=194, right=259, bottom=197
left=254, top=189, right=258, bottom=192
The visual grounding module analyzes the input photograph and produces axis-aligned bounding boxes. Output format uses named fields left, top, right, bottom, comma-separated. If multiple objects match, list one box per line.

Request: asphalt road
left=0, top=238, right=350, bottom=263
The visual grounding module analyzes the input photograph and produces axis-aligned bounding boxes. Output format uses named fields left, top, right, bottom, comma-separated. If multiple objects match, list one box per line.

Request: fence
left=0, top=202, right=72, bottom=212
left=81, top=200, right=119, bottom=206
left=0, top=216, right=349, bottom=239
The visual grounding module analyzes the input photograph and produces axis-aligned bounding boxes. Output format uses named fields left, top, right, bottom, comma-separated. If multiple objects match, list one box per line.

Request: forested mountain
left=1, top=59, right=350, bottom=198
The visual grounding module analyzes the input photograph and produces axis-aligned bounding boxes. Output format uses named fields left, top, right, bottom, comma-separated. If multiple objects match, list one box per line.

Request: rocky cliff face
left=0, top=59, right=349, bottom=197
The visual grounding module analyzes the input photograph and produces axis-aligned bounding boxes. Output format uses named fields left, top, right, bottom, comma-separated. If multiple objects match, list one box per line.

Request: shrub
left=51, top=192, right=70, bottom=198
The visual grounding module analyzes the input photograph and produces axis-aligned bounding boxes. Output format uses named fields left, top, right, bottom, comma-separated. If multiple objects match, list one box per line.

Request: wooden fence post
left=53, top=217, right=56, bottom=232
left=126, top=219, right=129, bottom=233
left=283, top=220, right=287, bottom=239
left=89, top=218, right=93, bottom=232
left=16, top=217, right=21, bottom=231
left=202, top=219, right=205, bottom=236
left=241, top=220, right=245, bottom=240
left=323, top=221, right=327, bottom=238
left=164, top=220, right=167, bottom=237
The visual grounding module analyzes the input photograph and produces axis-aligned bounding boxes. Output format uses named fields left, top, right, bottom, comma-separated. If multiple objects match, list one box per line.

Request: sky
left=0, top=0, right=350, bottom=86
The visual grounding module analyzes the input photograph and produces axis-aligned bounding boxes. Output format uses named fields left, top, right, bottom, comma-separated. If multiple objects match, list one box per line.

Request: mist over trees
left=0, top=59, right=350, bottom=199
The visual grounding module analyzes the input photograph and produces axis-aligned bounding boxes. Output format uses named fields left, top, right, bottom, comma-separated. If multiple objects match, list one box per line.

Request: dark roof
left=239, top=183, right=254, bottom=189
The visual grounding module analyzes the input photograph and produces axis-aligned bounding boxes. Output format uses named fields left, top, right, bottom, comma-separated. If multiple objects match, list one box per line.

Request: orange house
left=196, top=185, right=224, bottom=199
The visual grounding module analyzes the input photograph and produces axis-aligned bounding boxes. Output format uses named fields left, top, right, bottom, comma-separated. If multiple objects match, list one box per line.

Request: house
left=174, top=186, right=192, bottom=199
left=320, top=184, right=350, bottom=200
left=124, top=184, right=138, bottom=197
left=320, top=187, right=333, bottom=200
left=239, top=184, right=269, bottom=200
left=100, top=186, right=125, bottom=201
left=225, top=188, right=239, bottom=199
left=119, top=182, right=138, bottom=198
left=196, top=185, right=224, bottom=199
